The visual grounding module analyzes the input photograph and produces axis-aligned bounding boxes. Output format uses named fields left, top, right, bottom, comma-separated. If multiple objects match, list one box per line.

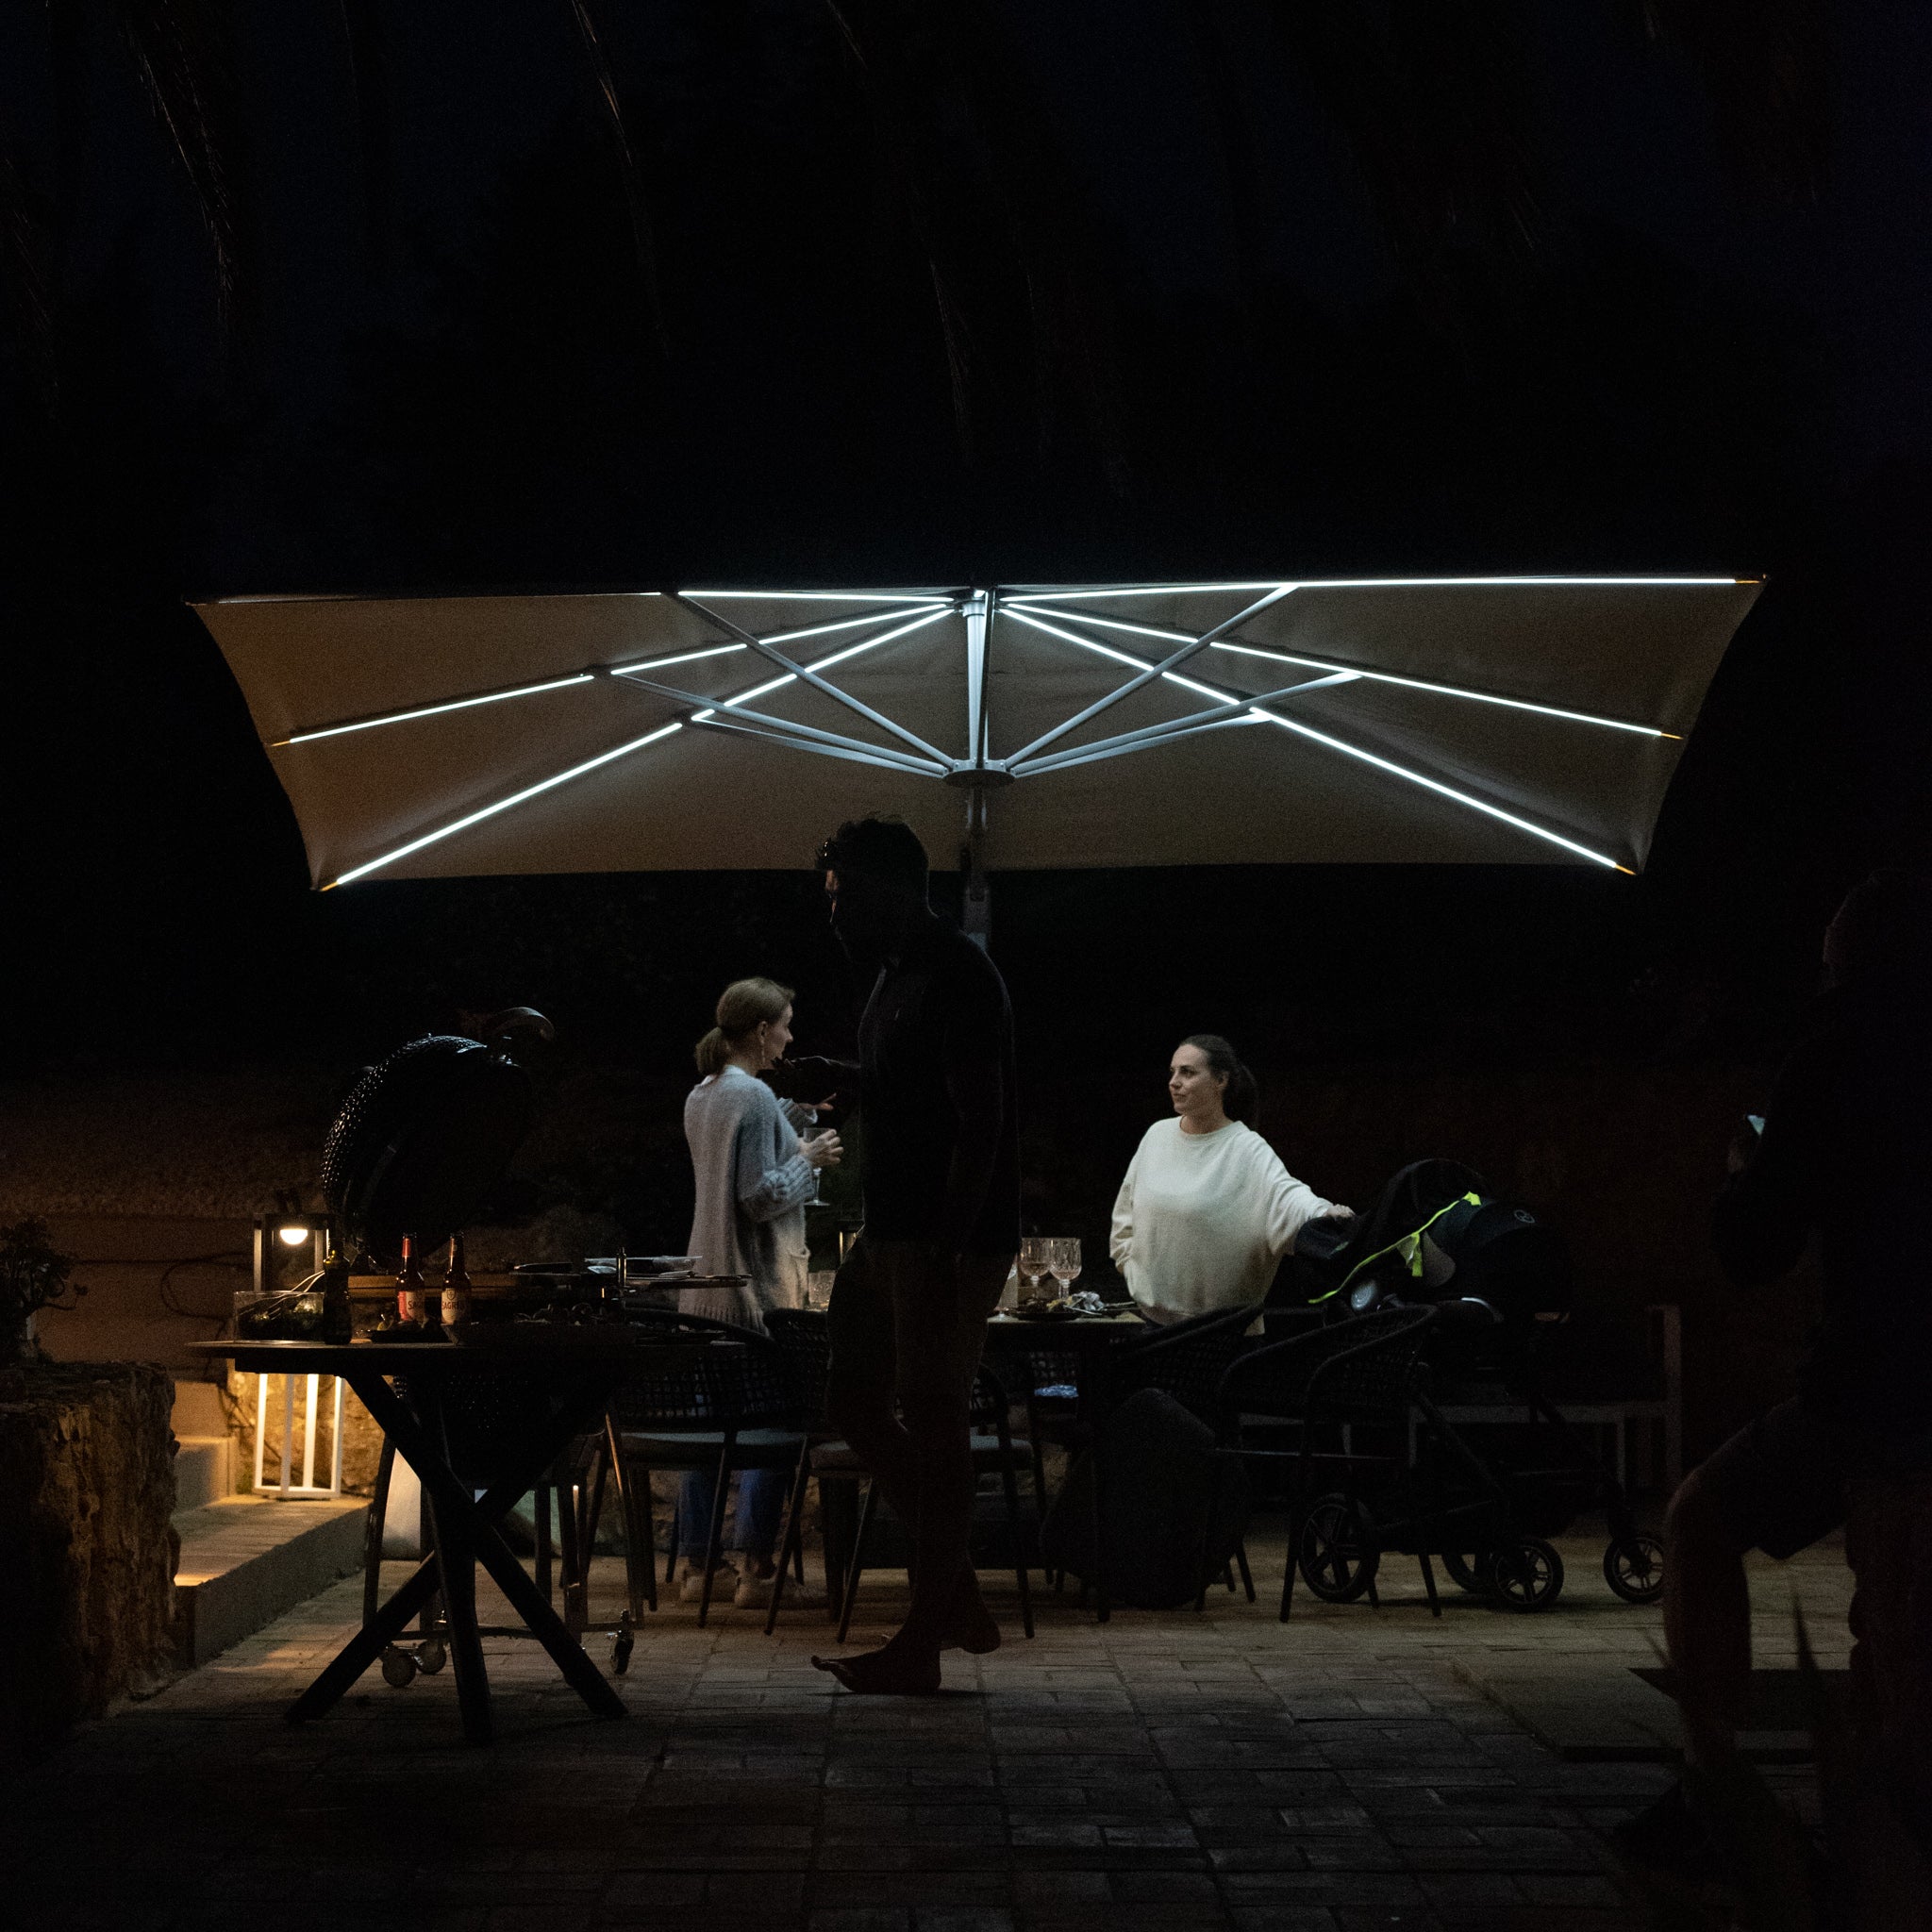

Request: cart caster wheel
left=1441, top=1551, right=1485, bottom=1594
left=414, top=1637, right=447, bottom=1674
left=1604, top=1534, right=1664, bottom=1605
left=1484, top=1537, right=1564, bottom=1612
left=379, top=1644, right=418, bottom=1688
left=612, top=1610, right=634, bottom=1675
left=1297, top=1493, right=1380, bottom=1603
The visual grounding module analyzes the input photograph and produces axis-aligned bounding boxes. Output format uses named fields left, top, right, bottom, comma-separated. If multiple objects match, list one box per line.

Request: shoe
left=676, top=1560, right=736, bottom=1605
left=733, top=1568, right=826, bottom=1610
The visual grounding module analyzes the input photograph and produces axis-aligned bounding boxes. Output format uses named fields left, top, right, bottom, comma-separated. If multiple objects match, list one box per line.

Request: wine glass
left=1018, top=1236, right=1050, bottom=1297
left=1048, top=1237, right=1082, bottom=1296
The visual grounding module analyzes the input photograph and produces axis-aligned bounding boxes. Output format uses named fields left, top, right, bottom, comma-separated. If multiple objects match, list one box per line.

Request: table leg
left=286, top=1557, right=441, bottom=1724
left=351, top=1371, right=625, bottom=1722
left=424, top=1479, right=493, bottom=1744
left=465, top=1517, right=625, bottom=1718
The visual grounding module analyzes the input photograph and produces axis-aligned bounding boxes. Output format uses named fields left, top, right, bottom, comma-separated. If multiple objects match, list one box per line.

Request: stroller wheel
left=379, top=1644, right=418, bottom=1688
left=1297, top=1494, right=1380, bottom=1602
left=1440, top=1551, right=1485, bottom=1594
left=1603, top=1534, right=1665, bottom=1605
left=1483, top=1537, right=1564, bottom=1612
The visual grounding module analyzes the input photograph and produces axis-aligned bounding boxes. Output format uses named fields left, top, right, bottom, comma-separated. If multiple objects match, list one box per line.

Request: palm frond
left=1617, top=0, right=1830, bottom=202
left=564, top=0, right=667, bottom=358
left=111, top=0, right=243, bottom=327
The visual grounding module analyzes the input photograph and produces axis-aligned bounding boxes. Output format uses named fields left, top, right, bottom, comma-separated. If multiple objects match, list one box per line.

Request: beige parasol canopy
left=192, top=577, right=1760, bottom=890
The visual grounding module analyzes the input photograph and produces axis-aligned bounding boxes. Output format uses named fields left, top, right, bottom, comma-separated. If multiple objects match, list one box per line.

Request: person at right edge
left=1618, top=871, right=1932, bottom=1924
left=776, top=815, right=1020, bottom=1696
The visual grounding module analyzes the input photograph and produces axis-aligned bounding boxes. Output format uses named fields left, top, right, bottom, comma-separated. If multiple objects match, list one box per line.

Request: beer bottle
left=396, top=1236, right=430, bottom=1326
left=320, top=1247, right=354, bottom=1345
left=441, top=1233, right=473, bottom=1331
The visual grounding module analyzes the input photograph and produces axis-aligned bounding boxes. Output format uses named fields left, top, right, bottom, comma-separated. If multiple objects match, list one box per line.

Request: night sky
left=4, top=0, right=1930, bottom=1099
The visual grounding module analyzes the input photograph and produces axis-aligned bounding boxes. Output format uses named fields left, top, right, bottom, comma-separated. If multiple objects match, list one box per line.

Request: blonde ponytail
left=694, top=976, right=795, bottom=1075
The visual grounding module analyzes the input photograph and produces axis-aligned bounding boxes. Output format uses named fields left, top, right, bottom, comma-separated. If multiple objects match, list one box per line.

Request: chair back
left=1106, top=1302, right=1259, bottom=1424
left=613, top=1307, right=799, bottom=1431
left=971, top=1359, right=1013, bottom=1428
left=764, top=1306, right=834, bottom=1431
left=1219, top=1305, right=1436, bottom=1431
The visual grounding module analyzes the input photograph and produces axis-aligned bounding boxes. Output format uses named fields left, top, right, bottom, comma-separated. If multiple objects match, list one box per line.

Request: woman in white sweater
left=676, top=976, right=841, bottom=1604
left=1109, top=1034, right=1351, bottom=1324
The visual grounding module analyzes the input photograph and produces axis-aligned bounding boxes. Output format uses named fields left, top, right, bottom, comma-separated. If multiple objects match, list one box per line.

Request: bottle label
left=441, top=1287, right=470, bottom=1328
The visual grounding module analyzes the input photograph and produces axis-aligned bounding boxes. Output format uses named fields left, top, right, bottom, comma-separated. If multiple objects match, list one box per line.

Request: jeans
left=676, top=1465, right=786, bottom=1567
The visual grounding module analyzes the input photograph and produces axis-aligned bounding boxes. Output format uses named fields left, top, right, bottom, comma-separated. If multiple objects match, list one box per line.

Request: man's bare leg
left=1663, top=1469, right=1753, bottom=1769
left=816, top=1247, right=1008, bottom=1693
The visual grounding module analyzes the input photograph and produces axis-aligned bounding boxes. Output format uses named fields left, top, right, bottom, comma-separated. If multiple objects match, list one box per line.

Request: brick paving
left=7, top=1527, right=1850, bottom=1932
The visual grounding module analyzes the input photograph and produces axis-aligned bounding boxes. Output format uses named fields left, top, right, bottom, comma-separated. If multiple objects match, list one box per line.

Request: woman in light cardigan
left=676, top=976, right=841, bottom=1605
left=1110, top=1034, right=1351, bottom=1324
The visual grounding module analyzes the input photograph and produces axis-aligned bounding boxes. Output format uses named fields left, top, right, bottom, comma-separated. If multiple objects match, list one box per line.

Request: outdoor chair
left=1042, top=1302, right=1262, bottom=1621
left=1217, top=1305, right=1444, bottom=1621
left=827, top=1352, right=1041, bottom=1645
left=591, top=1307, right=808, bottom=1627
left=761, top=1306, right=863, bottom=1632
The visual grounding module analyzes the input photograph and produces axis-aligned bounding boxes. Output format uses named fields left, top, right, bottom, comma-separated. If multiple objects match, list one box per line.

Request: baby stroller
left=1275, top=1159, right=1663, bottom=1608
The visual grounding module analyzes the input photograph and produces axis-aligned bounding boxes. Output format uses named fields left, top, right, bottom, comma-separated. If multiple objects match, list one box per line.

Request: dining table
left=188, top=1324, right=727, bottom=1744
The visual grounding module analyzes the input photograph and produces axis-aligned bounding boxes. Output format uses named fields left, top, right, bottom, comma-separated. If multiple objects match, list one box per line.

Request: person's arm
left=936, top=962, right=1008, bottom=1253
left=1109, top=1151, right=1140, bottom=1274
left=732, top=1093, right=818, bottom=1225
left=1711, top=1047, right=1824, bottom=1285
left=1257, top=1144, right=1343, bottom=1258
left=763, top=1056, right=861, bottom=1109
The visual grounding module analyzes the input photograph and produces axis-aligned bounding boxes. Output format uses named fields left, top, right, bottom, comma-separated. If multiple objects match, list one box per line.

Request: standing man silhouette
left=800, top=816, right=1020, bottom=1694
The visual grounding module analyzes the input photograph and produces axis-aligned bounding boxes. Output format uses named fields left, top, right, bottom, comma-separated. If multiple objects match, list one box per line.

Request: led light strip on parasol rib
left=996, top=606, right=1627, bottom=871
left=686, top=604, right=955, bottom=734
left=324, top=724, right=684, bottom=888
left=1008, top=575, right=1750, bottom=600
left=321, top=606, right=957, bottom=886
left=1004, top=604, right=1674, bottom=738
left=278, top=606, right=945, bottom=744
left=277, top=672, right=598, bottom=745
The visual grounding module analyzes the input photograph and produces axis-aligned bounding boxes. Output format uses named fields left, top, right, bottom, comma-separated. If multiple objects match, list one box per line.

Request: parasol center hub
left=945, top=767, right=1014, bottom=790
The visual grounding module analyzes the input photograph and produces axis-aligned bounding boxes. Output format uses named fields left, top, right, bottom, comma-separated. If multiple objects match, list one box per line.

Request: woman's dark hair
left=1180, top=1033, right=1259, bottom=1124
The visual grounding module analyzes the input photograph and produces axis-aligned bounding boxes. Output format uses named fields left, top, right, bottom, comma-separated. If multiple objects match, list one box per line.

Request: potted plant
left=0, top=1217, right=88, bottom=1371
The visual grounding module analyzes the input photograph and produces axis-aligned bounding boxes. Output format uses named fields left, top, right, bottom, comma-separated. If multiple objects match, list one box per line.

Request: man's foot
left=810, top=1642, right=942, bottom=1695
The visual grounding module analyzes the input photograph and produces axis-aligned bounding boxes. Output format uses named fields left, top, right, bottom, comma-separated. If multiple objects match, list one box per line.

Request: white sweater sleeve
left=1257, top=1143, right=1339, bottom=1259
left=1109, top=1147, right=1141, bottom=1274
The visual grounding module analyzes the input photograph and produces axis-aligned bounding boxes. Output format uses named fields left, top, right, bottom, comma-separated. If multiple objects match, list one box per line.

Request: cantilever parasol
left=192, top=577, right=1761, bottom=908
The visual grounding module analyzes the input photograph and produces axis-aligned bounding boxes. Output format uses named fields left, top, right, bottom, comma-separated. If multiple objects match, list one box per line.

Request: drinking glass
left=806, top=1270, right=837, bottom=1312
left=1048, top=1237, right=1082, bottom=1294
left=1018, top=1236, right=1051, bottom=1294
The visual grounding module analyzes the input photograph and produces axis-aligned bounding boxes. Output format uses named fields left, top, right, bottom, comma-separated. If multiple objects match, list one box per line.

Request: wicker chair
left=591, top=1308, right=808, bottom=1627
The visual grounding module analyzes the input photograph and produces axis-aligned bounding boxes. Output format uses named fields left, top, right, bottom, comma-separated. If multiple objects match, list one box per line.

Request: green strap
left=1308, top=1191, right=1483, bottom=1304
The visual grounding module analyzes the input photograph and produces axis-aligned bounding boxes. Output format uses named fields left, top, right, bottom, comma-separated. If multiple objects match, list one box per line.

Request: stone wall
left=0, top=1363, right=176, bottom=1763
